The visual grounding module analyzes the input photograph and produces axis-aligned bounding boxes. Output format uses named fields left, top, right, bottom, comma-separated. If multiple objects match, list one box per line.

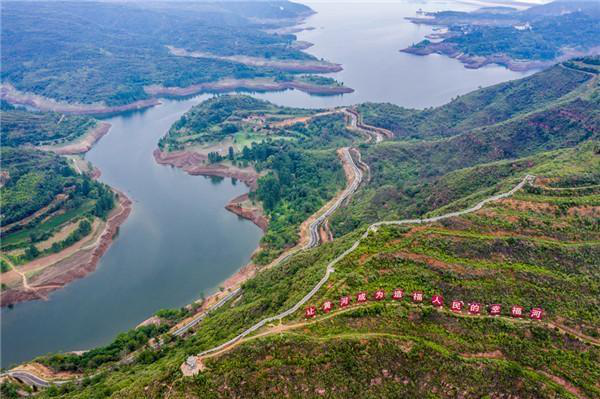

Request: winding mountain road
left=0, top=109, right=538, bottom=388
left=194, top=174, right=535, bottom=361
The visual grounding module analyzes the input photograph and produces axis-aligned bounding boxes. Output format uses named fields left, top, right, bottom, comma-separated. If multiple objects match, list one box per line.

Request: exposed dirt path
left=187, top=174, right=538, bottom=367
left=1, top=191, right=132, bottom=306
left=0, top=254, right=39, bottom=297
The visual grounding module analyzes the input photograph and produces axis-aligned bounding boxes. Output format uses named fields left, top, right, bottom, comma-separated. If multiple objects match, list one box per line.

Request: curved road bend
left=1, top=110, right=372, bottom=388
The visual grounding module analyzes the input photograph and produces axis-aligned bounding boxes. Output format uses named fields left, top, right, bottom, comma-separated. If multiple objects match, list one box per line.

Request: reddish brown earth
left=0, top=191, right=132, bottom=307
left=154, top=149, right=260, bottom=188
left=225, top=193, right=268, bottom=231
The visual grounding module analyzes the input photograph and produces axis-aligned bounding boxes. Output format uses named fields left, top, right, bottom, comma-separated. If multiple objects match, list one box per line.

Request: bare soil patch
left=225, top=193, right=268, bottom=231
left=38, top=122, right=111, bottom=154
left=1, top=191, right=132, bottom=306
left=1, top=83, right=159, bottom=115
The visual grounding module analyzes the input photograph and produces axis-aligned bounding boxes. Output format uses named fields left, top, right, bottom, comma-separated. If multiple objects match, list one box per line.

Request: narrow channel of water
left=2, top=1, right=533, bottom=368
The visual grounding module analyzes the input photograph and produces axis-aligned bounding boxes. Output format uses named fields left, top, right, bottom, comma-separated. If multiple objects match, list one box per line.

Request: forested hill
left=8, top=59, right=599, bottom=398
left=0, top=102, right=97, bottom=147
left=0, top=1, right=326, bottom=106
left=403, top=0, right=600, bottom=70
left=332, top=57, right=599, bottom=233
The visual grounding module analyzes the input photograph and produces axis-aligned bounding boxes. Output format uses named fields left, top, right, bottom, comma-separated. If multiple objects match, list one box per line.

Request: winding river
left=1, top=0, right=531, bottom=368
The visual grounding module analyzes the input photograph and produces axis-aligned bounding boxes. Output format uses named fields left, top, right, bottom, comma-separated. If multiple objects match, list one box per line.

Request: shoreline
left=154, top=148, right=267, bottom=231
left=1, top=79, right=352, bottom=116
left=167, top=46, right=342, bottom=73
left=0, top=83, right=160, bottom=115
left=401, top=42, right=600, bottom=73
left=145, top=77, right=353, bottom=99
left=164, top=147, right=360, bottom=336
left=37, top=121, right=112, bottom=155
left=0, top=190, right=132, bottom=307
left=225, top=193, right=268, bottom=232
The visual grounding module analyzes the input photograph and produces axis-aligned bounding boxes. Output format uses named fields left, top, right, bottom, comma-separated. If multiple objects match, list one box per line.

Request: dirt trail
left=1, top=191, right=132, bottom=306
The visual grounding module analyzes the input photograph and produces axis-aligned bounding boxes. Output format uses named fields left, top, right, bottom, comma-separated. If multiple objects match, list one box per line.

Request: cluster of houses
left=306, top=289, right=544, bottom=320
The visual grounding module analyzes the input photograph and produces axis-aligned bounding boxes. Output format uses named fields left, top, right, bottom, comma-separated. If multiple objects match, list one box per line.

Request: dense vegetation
left=161, top=95, right=317, bottom=151
left=245, top=141, right=345, bottom=261
left=4, top=56, right=599, bottom=397
left=163, top=95, right=356, bottom=263
left=31, top=141, right=600, bottom=399
left=407, top=0, right=600, bottom=64
left=0, top=1, right=327, bottom=106
left=0, top=147, right=115, bottom=263
left=332, top=61, right=599, bottom=233
left=0, top=102, right=97, bottom=147
left=39, top=324, right=169, bottom=373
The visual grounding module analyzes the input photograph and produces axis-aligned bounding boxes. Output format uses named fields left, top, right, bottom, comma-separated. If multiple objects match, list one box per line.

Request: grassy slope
left=35, top=141, right=600, bottom=399
left=16, top=64, right=600, bottom=398
left=332, top=62, right=599, bottom=235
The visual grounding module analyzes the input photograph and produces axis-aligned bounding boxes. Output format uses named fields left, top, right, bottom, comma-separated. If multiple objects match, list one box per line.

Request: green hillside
left=0, top=1, right=332, bottom=106
left=331, top=60, right=599, bottom=234
left=0, top=102, right=97, bottom=147
left=3, top=62, right=599, bottom=398
left=161, top=95, right=353, bottom=263
left=0, top=147, right=115, bottom=263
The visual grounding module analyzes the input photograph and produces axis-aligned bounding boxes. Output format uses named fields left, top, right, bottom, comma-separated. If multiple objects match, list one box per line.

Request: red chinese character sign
left=412, top=291, right=423, bottom=303
left=529, top=308, right=543, bottom=320
left=488, top=304, right=501, bottom=316
left=340, top=296, right=350, bottom=308
left=431, top=294, right=444, bottom=307
left=451, top=301, right=463, bottom=313
left=510, top=305, right=524, bottom=318
left=305, top=306, right=316, bottom=318
left=374, top=290, right=385, bottom=301
left=357, top=292, right=368, bottom=303
left=392, top=289, right=404, bottom=300
left=468, top=303, right=481, bottom=315
left=323, top=301, right=333, bottom=313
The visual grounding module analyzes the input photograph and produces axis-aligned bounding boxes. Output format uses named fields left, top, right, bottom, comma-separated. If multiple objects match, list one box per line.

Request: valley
left=1, top=1, right=599, bottom=398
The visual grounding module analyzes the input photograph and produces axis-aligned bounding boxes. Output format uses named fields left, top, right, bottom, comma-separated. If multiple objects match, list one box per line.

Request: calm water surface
left=1, top=1, right=532, bottom=367
left=255, top=1, right=532, bottom=108
left=1, top=97, right=263, bottom=367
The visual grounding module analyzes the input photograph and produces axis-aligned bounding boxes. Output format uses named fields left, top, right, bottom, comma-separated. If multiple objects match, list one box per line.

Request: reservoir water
left=1, top=0, right=531, bottom=367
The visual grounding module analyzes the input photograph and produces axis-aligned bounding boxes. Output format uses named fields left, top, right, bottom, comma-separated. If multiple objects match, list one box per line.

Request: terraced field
left=178, top=143, right=600, bottom=398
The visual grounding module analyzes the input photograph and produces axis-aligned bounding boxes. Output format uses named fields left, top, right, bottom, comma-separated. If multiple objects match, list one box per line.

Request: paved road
left=172, top=288, right=241, bottom=337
